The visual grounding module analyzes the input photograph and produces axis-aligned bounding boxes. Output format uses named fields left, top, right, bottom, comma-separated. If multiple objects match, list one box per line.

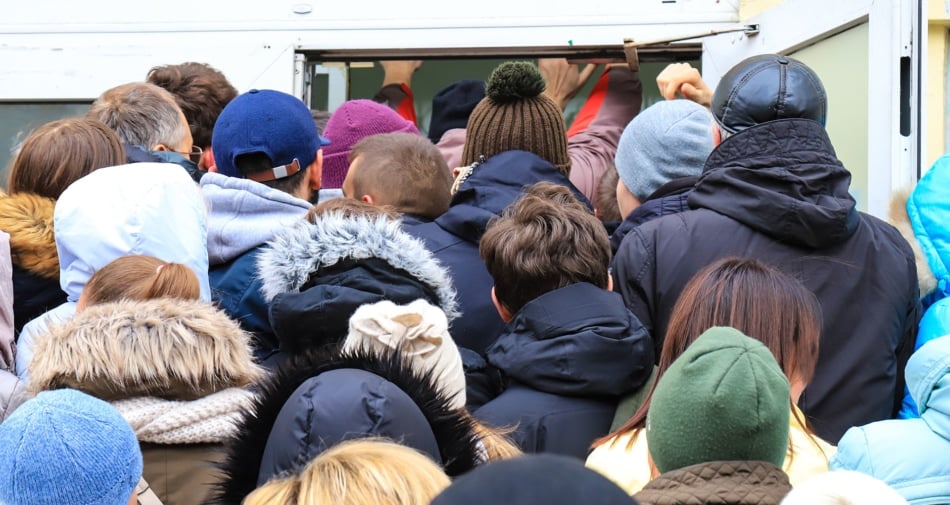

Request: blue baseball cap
left=212, top=89, right=331, bottom=180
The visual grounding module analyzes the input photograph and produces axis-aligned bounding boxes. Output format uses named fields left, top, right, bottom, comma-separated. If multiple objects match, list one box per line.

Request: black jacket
left=403, top=150, right=591, bottom=355
left=210, top=348, right=483, bottom=505
left=610, top=176, right=696, bottom=255
left=612, top=119, right=920, bottom=443
left=474, top=283, right=653, bottom=458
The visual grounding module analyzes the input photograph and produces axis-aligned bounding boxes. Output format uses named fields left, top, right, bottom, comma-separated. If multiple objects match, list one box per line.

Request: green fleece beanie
left=646, top=326, right=790, bottom=473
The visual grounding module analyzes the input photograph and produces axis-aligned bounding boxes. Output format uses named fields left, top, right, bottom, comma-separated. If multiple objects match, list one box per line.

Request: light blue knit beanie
left=615, top=99, right=714, bottom=202
left=0, top=389, right=142, bottom=505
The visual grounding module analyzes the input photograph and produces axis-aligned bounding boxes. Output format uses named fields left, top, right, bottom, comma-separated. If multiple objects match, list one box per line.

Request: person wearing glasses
left=87, top=81, right=205, bottom=182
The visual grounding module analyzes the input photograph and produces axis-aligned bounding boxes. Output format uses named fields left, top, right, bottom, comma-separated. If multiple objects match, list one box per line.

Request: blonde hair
left=243, top=439, right=451, bottom=505
left=469, top=416, right=522, bottom=461
left=80, top=254, right=201, bottom=309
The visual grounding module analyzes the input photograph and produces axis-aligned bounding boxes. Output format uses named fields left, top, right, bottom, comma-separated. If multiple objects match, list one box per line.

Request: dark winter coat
left=403, top=150, right=591, bottom=355
left=612, top=118, right=920, bottom=443
left=124, top=144, right=203, bottom=182
left=209, top=349, right=484, bottom=505
left=474, top=283, right=653, bottom=459
left=634, top=461, right=792, bottom=505
left=610, top=176, right=696, bottom=255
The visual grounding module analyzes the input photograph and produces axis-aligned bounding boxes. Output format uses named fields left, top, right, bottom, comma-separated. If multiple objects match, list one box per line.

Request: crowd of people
left=0, top=51, right=943, bottom=505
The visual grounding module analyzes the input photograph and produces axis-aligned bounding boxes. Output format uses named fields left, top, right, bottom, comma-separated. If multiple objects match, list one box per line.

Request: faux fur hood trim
left=28, top=298, right=264, bottom=400
left=209, top=347, right=483, bottom=505
left=0, top=192, right=58, bottom=279
left=890, top=188, right=937, bottom=298
left=258, top=212, right=459, bottom=319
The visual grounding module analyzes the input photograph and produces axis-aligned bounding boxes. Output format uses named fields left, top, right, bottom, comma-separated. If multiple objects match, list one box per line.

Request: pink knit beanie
left=321, top=99, right=420, bottom=189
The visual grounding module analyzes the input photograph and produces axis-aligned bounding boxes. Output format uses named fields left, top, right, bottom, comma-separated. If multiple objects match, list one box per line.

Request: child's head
left=244, top=438, right=451, bottom=505
left=479, top=181, right=609, bottom=320
left=78, top=254, right=201, bottom=311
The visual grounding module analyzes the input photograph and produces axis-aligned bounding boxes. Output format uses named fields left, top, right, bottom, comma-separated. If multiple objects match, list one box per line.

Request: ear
left=711, top=122, right=722, bottom=147
left=607, top=272, right=614, bottom=292
left=152, top=143, right=170, bottom=152
left=309, top=149, right=324, bottom=190
left=491, top=286, right=513, bottom=323
left=200, top=146, right=215, bottom=170
left=360, top=194, right=377, bottom=205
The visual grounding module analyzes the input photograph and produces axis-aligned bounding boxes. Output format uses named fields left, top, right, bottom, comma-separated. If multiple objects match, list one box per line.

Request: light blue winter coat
left=15, top=163, right=211, bottom=378
left=831, top=335, right=950, bottom=505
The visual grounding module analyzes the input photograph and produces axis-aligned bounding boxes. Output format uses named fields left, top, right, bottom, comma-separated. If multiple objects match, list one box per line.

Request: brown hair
left=243, top=438, right=451, bottom=505
left=80, top=255, right=201, bottom=309
left=147, top=62, right=238, bottom=148
left=594, top=165, right=622, bottom=223
left=346, top=133, right=453, bottom=220
left=8, top=118, right=124, bottom=200
left=479, top=181, right=609, bottom=314
left=306, top=198, right=400, bottom=224
left=594, top=257, right=821, bottom=448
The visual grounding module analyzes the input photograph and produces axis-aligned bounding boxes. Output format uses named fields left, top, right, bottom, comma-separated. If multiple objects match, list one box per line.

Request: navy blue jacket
left=124, top=144, right=203, bottom=182
left=209, top=247, right=279, bottom=365
left=610, top=176, right=696, bottom=255
left=474, top=283, right=653, bottom=459
left=403, top=150, right=590, bottom=355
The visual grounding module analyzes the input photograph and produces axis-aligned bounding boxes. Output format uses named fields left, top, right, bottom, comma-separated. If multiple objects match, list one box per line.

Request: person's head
left=8, top=117, right=124, bottom=200
left=428, top=79, right=486, bottom=143
left=480, top=181, right=609, bottom=321
left=598, top=257, right=820, bottom=446
left=711, top=54, right=827, bottom=143
left=305, top=197, right=400, bottom=224
left=244, top=439, right=451, bottom=505
left=462, top=61, right=570, bottom=175
left=77, top=254, right=201, bottom=311
left=146, top=62, right=238, bottom=167
left=87, top=82, right=194, bottom=157
left=212, top=89, right=329, bottom=200
left=321, top=100, right=420, bottom=190
left=614, top=100, right=713, bottom=217
left=0, top=389, right=142, bottom=505
left=431, top=454, right=640, bottom=505
left=645, top=327, right=790, bottom=473
left=594, top=166, right=622, bottom=223
left=343, top=132, right=453, bottom=219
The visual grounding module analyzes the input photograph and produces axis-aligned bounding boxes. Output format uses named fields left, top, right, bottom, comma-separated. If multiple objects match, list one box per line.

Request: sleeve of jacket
left=611, top=228, right=657, bottom=345
left=374, top=83, right=418, bottom=127
left=566, top=67, right=643, bottom=201
left=829, top=426, right=874, bottom=473
left=893, top=254, right=923, bottom=417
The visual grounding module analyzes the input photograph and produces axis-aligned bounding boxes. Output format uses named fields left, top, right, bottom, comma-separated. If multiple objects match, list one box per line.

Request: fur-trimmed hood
left=209, top=347, right=483, bottom=505
left=28, top=298, right=263, bottom=400
left=890, top=188, right=937, bottom=298
left=258, top=211, right=458, bottom=318
left=0, top=192, right=58, bottom=279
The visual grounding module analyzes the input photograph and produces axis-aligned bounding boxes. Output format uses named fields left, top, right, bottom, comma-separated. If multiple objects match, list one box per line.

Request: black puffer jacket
left=612, top=119, right=920, bottom=443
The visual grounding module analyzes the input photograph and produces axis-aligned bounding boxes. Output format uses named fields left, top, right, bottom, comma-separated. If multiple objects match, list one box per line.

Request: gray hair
left=87, top=82, right=187, bottom=149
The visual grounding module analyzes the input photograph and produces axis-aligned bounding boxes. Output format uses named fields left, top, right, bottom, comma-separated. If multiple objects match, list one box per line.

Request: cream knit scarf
left=112, top=388, right=255, bottom=445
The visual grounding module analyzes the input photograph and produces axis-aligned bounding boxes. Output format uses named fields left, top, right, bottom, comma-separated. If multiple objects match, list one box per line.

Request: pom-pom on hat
left=646, top=326, right=790, bottom=474
left=461, top=62, right=570, bottom=176
left=0, top=389, right=142, bottom=505
left=212, top=89, right=330, bottom=181
left=615, top=100, right=713, bottom=202
left=321, top=99, right=421, bottom=189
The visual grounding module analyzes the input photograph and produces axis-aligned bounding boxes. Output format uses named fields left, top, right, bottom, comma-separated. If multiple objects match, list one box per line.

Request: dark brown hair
left=594, top=165, right=622, bottom=223
left=479, top=181, right=609, bottom=314
left=306, top=198, right=400, bottom=224
left=235, top=152, right=310, bottom=197
left=81, top=255, right=201, bottom=308
left=9, top=118, right=125, bottom=200
left=594, top=257, right=821, bottom=448
left=347, top=133, right=453, bottom=219
left=147, top=62, right=238, bottom=148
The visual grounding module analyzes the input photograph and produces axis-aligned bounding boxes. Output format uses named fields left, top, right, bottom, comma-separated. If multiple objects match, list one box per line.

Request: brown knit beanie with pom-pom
left=461, top=61, right=571, bottom=176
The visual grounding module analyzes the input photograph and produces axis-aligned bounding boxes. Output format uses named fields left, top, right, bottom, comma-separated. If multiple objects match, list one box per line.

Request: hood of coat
left=209, top=347, right=483, bottom=505
left=28, top=298, right=263, bottom=401
left=54, top=162, right=211, bottom=302
left=437, top=150, right=591, bottom=244
left=906, top=154, right=950, bottom=298
left=200, top=172, right=311, bottom=266
left=907, top=334, right=950, bottom=440
left=890, top=188, right=938, bottom=299
left=257, top=210, right=458, bottom=318
left=0, top=192, right=58, bottom=279
left=486, top=283, right=653, bottom=397
left=635, top=460, right=792, bottom=505
left=688, top=119, right=859, bottom=249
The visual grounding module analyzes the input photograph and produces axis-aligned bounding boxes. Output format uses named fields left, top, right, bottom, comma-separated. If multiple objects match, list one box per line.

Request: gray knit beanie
left=615, top=99, right=713, bottom=202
